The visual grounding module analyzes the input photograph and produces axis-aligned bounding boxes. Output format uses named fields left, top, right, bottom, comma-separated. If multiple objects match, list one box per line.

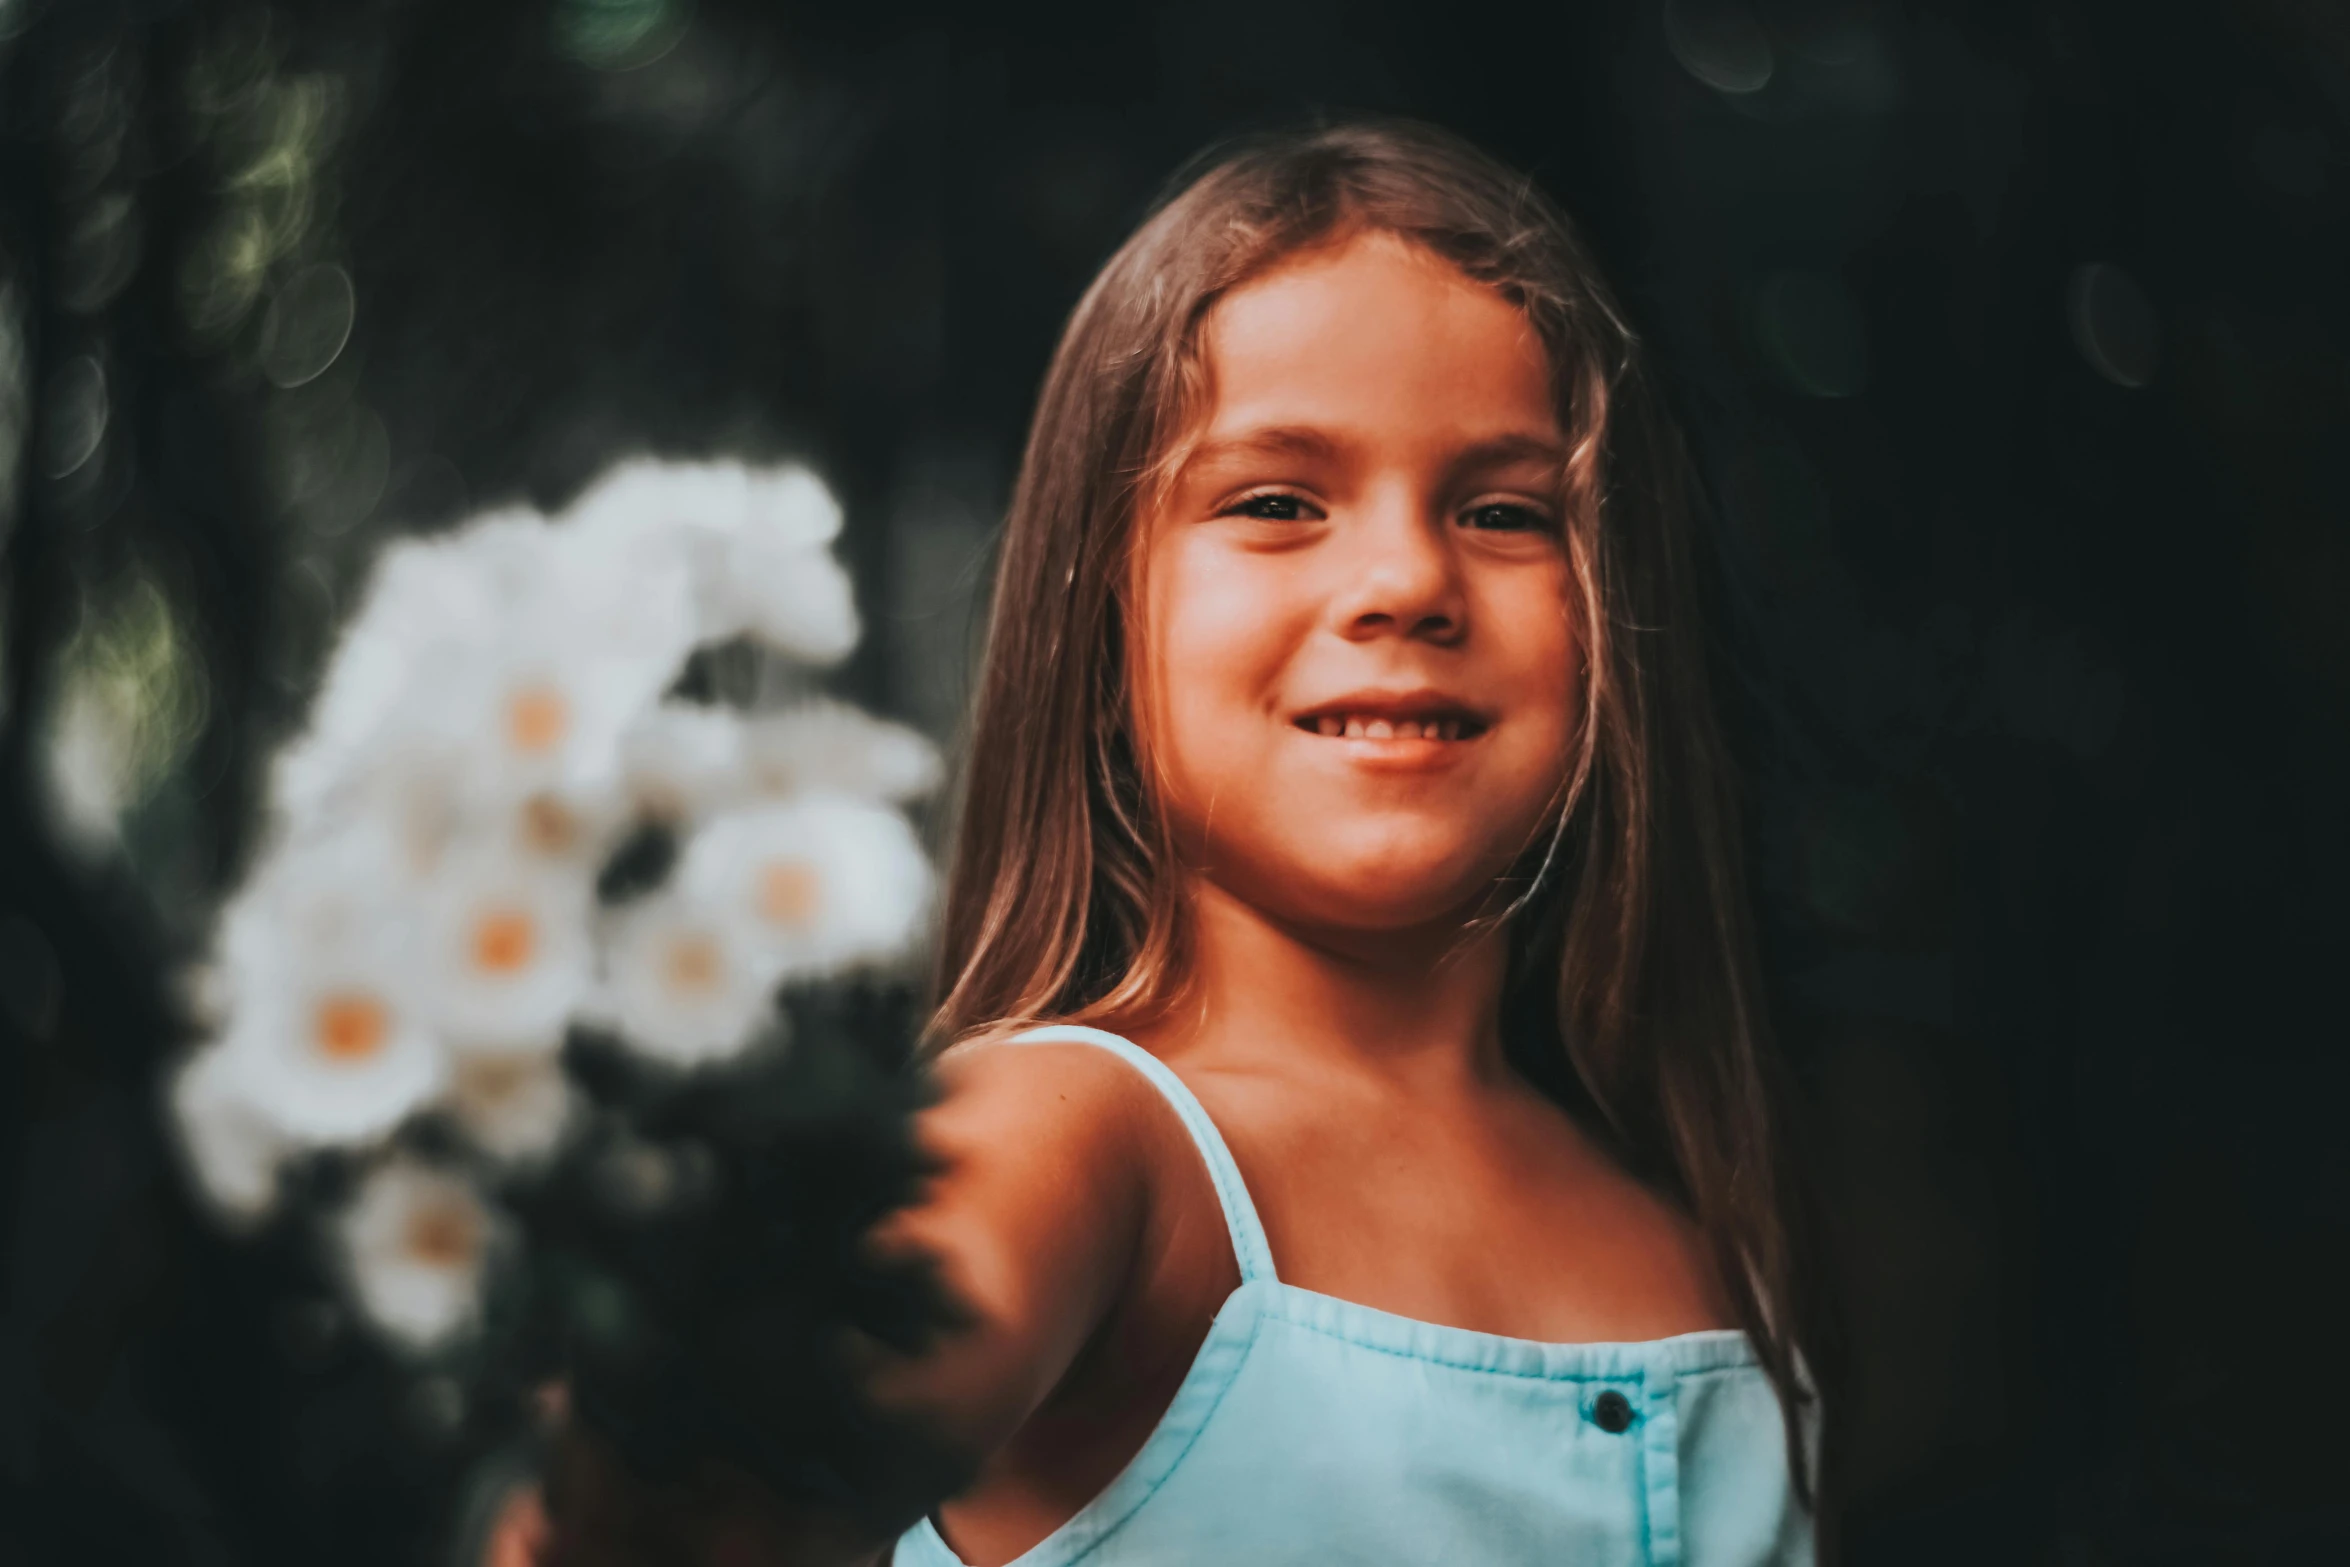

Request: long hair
left=929, top=119, right=1833, bottom=1510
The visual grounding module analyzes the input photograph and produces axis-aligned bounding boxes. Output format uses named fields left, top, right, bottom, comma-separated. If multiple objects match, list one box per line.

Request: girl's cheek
left=1151, top=534, right=1300, bottom=688
left=1163, top=528, right=1279, bottom=627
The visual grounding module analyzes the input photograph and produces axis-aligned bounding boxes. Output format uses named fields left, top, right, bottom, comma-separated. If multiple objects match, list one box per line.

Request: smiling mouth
left=1293, top=709, right=1490, bottom=742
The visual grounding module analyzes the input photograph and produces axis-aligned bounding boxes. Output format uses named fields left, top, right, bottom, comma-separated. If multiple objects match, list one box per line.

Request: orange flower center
left=403, top=1201, right=478, bottom=1269
left=314, top=992, right=389, bottom=1061
left=456, top=1055, right=530, bottom=1102
left=664, top=933, right=721, bottom=993
left=505, top=685, right=569, bottom=755
left=470, top=909, right=537, bottom=975
left=520, top=793, right=578, bottom=855
left=758, top=861, right=820, bottom=929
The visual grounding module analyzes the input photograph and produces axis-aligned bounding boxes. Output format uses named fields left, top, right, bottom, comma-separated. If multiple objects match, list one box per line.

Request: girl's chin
left=1218, top=858, right=1519, bottom=935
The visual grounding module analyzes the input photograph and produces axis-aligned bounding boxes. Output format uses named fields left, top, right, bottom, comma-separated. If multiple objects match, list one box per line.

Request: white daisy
left=741, top=701, right=943, bottom=803
left=675, top=795, right=932, bottom=982
left=503, top=786, right=632, bottom=876
left=208, top=829, right=446, bottom=1145
left=271, top=511, right=551, bottom=826
left=719, top=464, right=856, bottom=663
left=560, top=456, right=750, bottom=640
left=562, top=456, right=859, bottom=662
left=167, top=1046, right=292, bottom=1226
left=617, top=696, right=940, bottom=824
left=597, top=888, right=780, bottom=1067
left=561, top=455, right=753, bottom=550
left=417, top=837, right=596, bottom=1055
left=618, top=702, right=750, bottom=821
left=565, top=457, right=841, bottom=554
left=213, top=971, right=446, bottom=1147
left=712, top=529, right=859, bottom=666
left=177, top=957, right=232, bottom=1033
left=269, top=746, right=476, bottom=906
left=414, top=591, right=694, bottom=809
left=745, top=463, right=846, bottom=549
left=337, top=1157, right=498, bottom=1352
left=442, top=1047, right=576, bottom=1163
left=281, top=505, right=700, bottom=826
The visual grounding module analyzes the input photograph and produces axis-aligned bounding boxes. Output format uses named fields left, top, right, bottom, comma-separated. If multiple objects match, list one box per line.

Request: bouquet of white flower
left=161, top=454, right=952, bottom=1390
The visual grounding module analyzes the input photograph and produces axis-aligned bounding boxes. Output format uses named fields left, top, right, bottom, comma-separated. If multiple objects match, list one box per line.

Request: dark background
left=3, top=0, right=2346, bottom=1562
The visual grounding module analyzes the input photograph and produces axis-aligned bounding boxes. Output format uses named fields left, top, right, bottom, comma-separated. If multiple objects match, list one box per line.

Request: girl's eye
left=1461, top=502, right=1551, bottom=532
left=1227, top=491, right=1313, bottom=521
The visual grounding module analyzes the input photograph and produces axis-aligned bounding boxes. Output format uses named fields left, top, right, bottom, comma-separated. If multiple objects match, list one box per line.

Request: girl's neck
left=1137, top=876, right=1513, bottom=1092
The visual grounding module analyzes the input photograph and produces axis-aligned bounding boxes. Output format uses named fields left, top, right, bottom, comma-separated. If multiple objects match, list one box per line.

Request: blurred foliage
left=1, top=1, right=2346, bottom=1563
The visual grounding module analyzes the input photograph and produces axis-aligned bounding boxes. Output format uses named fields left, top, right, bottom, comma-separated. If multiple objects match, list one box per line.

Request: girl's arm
left=532, top=1040, right=1162, bottom=1567
left=861, top=1039, right=1162, bottom=1458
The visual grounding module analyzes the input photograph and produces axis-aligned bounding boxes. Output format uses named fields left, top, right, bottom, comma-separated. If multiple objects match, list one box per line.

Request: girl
left=547, top=117, right=1830, bottom=1567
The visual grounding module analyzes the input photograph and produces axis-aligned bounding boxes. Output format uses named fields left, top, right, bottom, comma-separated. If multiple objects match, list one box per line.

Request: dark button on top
left=1592, top=1390, right=1634, bottom=1434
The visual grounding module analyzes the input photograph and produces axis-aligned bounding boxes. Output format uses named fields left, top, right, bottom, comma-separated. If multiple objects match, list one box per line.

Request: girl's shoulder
left=914, top=1023, right=1235, bottom=1294
left=862, top=1026, right=1231, bottom=1496
left=931, top=1021, right=1150, bottom=1097
left=922, top=1024, right=1180, bottom=1186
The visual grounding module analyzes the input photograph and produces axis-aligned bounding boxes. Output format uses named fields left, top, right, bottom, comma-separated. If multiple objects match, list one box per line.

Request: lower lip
left=1293, top=725, right=1482, bottom=770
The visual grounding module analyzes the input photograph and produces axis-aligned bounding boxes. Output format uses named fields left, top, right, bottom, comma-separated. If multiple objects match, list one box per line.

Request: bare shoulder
left=923, top=1034, right=1166, bottom=1168
left=889, top=1033, right=1178, bottom=1280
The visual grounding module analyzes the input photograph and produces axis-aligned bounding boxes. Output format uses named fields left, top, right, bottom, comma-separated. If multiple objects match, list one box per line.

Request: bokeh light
left=1664, top=0, right=1775, bottom=96
left=0, top=279, right=27, bottom=528
left=553, top=0, right=692, bottom=71
left=2066, top=260, right=2161, bottom=389
left=40, top=352, right=107, bottom=477
left=260, top=262, right=356, bottom=389
left=39, top=565, right=210, bottom=852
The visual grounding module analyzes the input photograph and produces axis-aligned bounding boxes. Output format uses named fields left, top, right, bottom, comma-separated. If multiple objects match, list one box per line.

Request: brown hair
left=930, top=119, right=1833, bottom=1511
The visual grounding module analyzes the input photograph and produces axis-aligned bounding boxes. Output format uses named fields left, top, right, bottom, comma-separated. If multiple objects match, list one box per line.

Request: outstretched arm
left=528, top=1039, right=1158, bottom=1567
left=860, top=1041, right=1158, bottom=1460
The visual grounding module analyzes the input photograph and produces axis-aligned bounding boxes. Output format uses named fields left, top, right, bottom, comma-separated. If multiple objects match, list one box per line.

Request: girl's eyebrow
left=1182, top=425, right=1344, bottom=471
left=1182, top=426, right=1569, bottom=477
left=1441, top=434, right=1572, bottom=505
left=1446, top=432, right=1573, bottom=477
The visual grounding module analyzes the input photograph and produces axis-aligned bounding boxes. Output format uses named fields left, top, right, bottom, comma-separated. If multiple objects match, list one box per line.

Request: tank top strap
left=1006, top=1024, right=1277, bottom=1284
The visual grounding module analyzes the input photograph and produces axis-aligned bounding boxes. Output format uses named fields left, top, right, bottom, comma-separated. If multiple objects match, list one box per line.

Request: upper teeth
left=1313, top=715, right=1463, bottom=740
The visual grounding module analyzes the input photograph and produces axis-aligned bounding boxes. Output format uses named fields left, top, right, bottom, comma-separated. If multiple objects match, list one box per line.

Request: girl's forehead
left=1208, top=230, right=1513, bottom=344
left=1187, top=232, right=1559, bottom=445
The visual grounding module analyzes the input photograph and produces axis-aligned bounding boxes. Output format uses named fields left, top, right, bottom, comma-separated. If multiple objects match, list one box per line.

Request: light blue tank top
left=894, top=1025, right=1816, bottom=1567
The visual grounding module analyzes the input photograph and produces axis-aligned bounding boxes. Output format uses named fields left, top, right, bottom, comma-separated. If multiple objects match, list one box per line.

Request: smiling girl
left=540, top=118, right=1831, bottom=1567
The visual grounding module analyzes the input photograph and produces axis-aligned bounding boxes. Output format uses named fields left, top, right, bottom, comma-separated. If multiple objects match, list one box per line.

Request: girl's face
left=1134, top=229, right=1582, bottom=935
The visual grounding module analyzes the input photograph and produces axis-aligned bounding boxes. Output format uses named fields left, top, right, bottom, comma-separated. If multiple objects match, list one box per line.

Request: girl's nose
left=1333, top=490, right=1466, bottom=645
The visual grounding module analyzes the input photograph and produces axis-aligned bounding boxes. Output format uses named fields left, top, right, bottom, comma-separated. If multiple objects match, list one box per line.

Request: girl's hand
left=533, top=1422, right=897, bottom=1567
left=483, top=1482, right=548, bottom=1567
